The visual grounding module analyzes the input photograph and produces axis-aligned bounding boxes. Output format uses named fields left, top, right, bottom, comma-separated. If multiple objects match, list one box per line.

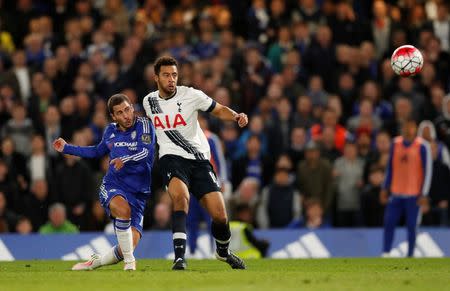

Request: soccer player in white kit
left=143, top=56, right=248, bottom=270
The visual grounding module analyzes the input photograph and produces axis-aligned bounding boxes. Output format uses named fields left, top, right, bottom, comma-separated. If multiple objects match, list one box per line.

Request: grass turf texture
left=1, top=259, right=450, bottom=291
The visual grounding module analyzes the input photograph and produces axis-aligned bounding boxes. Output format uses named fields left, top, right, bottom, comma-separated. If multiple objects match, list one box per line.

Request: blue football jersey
left=63, top=117, right=155, bottom=195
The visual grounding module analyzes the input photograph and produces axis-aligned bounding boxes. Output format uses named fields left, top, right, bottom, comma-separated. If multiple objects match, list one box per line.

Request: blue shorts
left=99, top=182, right=147, bottom=235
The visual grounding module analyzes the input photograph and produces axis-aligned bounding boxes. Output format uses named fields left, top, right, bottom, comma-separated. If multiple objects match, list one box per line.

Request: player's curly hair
left=154, top=56, right=178, bottom=75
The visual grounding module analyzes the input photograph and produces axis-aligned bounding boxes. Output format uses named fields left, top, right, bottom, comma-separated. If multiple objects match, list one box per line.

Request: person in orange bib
left=380, top=119, right=432, bottom=257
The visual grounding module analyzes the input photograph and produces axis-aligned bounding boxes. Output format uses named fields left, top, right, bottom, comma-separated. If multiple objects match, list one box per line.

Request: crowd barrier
left=0, top=228, right=449, bottom=261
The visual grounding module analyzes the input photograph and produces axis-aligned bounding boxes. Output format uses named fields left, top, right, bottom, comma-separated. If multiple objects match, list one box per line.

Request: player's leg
left=167, top=177, right=190, bottom=270
left=109, top=195, right=136, bottom=269
left=200, top=191, right=245, bottom=269
left=98, top=227, right=140, bottom=268
left=72, top=186, right=131, bottom=271
left=187, top=198, right=201, bottom=254
left=405, top=197, right=420, bottom=257
left=382, top=197, right=403, bottom=256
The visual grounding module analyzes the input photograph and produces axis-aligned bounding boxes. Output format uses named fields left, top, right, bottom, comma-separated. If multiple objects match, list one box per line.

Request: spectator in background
left=267, top=97, right=293, bottom=157
left=234, top=114, right=268, bottom=159
left=371, top=0, right=399, bottom=59
left=220, top=121, right=239, bottom=163
left=361, top=164, right=385, bottom=227
left=267, top=25, right=293, bottom=73
left=232, top=135, right=271, bottom=190
left=293, top=95, right=314, bottom=128
left=425, top=2, right=450, bottom=52
left=247, top=0, right=270, bottom=41
left=320, top=126, right=341, bottom=163
left=55, top=135, right=95, bottom=229
left=28, top=78, right=55, bottom=134
left=311, top=108, right=348, bottom=153
left=102, top=1, right=130, bottom=36
left=287, top=198, right=330, bottom=229
left=2, top=103, right=33, bottom=157
left=4, top=50, right=32, bottom=103
left=304, top=25, right=335, bottom=89
left=59, top=97, right=78, bottom=140
left=393, top=77, right=426, bottom=120
left=297, top=140, right=334, bottom=215
left=240, top=44, right=271, bottom=114
left=383, top=97, right=413, bottom=137
left=29, top=134, right=52, bottom=184
left=424, top=142, right=450, bottom=226
left=423, top=83, right=445, bottom=121
left=356, top=128, right=373, bottom=160
left=43, top=105, right=61, bottom=161
left=333, top=142, right=364, bottom=227
left=287, top=126, right=308, bottom=167
left=0, top=137, right=28, bottom=194
left=85, top=200, right=110, bottom=232
left=355, top=80, right=393, bottom=121
left=15, top=216, right=33, bottom=234
left=364, top=131, right=392, bottom=183
left=39, top=203, right=79, bottom=234
left=434, top=95, right=450, bottom=150
left=228, top=177, right=260, bottom=223
left=257, top=154, right=301, bottom=228
left=0, top=191, right=18, bottom=232
left=152, top=202, right=171, bottom=230
left=418, top=120, right=450, bottom=168
left=229, top=204, right=270, bottom=258
left=97, top=59, right=125, bottom=100
left=23, top=179, right=52, bottom=231
left=347, top=99, right=382, bottom=134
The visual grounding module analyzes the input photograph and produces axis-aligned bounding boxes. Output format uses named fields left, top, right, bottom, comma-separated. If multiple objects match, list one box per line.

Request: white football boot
left=71, top=254, right=102, bottom=271
left=123, top=261, right=136, bottom=271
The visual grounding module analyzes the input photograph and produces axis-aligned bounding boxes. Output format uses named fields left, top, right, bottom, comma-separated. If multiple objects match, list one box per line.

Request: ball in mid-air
left=390, top=45, right=423, bottom=77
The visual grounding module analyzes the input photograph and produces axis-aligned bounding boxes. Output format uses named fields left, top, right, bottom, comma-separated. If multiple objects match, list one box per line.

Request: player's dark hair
left=107, top=94, right=131, bottom=114
left=154, top=56, right=178, bottom=75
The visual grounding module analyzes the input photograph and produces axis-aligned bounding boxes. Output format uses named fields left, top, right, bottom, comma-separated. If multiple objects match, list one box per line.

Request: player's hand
left=418, top=196, right=430, bottom=213
left=110, top=158, right=125, bottom=171
left=53, top=138, right=67, bottom=152
left=235, top=113, right=248, bottom=128
left=379, top=189, right=389, bottom=205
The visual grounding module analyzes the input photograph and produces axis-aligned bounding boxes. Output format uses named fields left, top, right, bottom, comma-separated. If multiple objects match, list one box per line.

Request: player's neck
left=159, top=88, right=177, bottom=100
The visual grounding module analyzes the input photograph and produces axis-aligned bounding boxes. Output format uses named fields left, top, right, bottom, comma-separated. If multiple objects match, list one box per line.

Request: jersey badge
left=142, top=134, right=152, bottom=144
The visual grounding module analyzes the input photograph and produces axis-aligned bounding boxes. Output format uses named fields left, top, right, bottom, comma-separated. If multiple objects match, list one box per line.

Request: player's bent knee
left=110, top=196, right=131, bottom=219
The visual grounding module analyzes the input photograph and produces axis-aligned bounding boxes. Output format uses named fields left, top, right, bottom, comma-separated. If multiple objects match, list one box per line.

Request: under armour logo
left=176, top=102, right=182, bottom=112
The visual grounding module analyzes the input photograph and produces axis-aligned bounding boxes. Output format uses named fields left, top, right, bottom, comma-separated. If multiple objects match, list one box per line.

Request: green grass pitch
left=1, top=259, right=450, bottom=291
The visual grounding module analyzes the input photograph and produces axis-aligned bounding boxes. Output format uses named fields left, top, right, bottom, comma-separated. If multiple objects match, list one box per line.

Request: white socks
left=100, top=245, right=122, bottom=266
left=115, top=218, right=135, bottom=264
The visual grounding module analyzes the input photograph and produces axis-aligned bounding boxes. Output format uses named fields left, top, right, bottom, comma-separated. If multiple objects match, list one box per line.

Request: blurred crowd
left=0, top=0, right=450, bottom=234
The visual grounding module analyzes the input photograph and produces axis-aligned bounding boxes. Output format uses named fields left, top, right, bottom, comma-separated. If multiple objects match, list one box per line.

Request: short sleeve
left=192, top=88, right=216, bottom=112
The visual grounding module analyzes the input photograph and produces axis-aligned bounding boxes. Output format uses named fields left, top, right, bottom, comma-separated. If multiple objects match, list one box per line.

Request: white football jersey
left=142, top=86, right=216, bottom=160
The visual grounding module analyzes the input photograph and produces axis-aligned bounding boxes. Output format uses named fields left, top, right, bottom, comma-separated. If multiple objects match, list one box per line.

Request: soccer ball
left=390, top=45, right=423, bottom=77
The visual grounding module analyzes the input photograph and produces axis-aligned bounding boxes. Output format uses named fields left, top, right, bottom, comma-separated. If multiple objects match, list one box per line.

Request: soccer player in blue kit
left=53, top=94, right=155, bottom=271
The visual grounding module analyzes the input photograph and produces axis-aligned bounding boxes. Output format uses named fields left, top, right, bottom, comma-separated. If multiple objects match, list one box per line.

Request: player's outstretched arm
left=211, top=103, right=248, bottom=128
left=53, top=132, right=110, bottom=159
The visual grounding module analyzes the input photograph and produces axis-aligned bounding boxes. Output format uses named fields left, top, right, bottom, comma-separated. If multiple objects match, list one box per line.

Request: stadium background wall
left=0, top=228, right=448, bottom=260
